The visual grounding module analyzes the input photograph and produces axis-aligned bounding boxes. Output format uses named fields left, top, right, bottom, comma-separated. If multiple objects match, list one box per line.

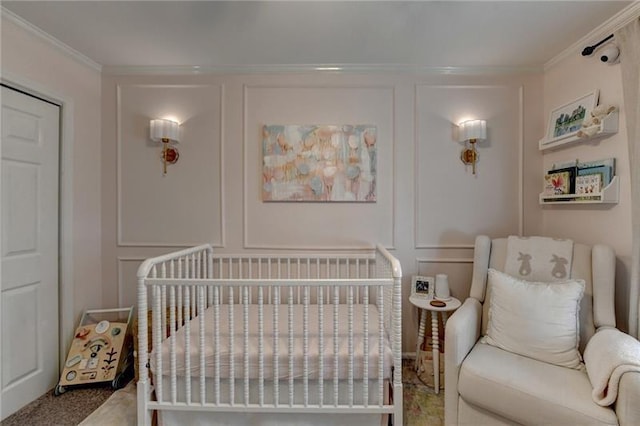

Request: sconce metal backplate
left=460, top=147, right=477, bottom=165
left=160, top=138, right=180, bottom=175
left=460, top=141, right=479, bottom=174
left=163, top=146, right=179, bottom=165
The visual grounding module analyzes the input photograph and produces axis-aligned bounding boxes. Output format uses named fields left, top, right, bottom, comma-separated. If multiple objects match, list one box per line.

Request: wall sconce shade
left=457, top=119, right=487, bottom=175
left=458, top=119, right=487, bottom=143
left=150, top=118, right=181, bottom=143
left=150, top=119, right=181, bottom=175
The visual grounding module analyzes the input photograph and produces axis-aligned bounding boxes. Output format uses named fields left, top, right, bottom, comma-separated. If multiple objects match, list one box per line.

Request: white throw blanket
left=584, top=328, right=640, bottom=406
left=504, top=236, right=574, bottom=282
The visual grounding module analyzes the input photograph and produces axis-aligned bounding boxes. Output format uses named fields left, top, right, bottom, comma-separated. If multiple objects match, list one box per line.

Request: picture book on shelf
left=576, top=174, right=602, bottom=195
left=544, top=172, right=571, bottom=195
left=547, top=165, right=576, bottom=194
left=546, top=158, right=615, bottom=196
left=577, top=158, right=614, bottom=187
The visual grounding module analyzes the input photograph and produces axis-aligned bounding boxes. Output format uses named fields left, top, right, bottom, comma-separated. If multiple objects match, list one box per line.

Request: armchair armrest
left=444, top=297, right=482, bottom=426
left=616, top=371, right=640, bottom=426
left=584, top=328, right=640, bottom=425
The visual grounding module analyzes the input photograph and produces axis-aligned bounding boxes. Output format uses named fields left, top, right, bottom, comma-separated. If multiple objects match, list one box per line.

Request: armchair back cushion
left=474, top=237, right=615, bottom=353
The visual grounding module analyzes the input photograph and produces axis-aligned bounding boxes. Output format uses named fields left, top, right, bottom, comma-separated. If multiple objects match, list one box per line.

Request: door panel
left=2, top=284, right=39, bottom=387
left=1, top=86, right=60, bottom=420
left=2, top=162, right=38, bottom=256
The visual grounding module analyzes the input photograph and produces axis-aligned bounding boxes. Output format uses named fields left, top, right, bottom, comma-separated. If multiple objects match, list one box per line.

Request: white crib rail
left=137, top=245, right=402, bottom=425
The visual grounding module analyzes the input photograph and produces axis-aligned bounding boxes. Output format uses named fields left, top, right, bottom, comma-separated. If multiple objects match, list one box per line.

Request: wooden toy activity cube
left=56, top=307, right=134, bottom=395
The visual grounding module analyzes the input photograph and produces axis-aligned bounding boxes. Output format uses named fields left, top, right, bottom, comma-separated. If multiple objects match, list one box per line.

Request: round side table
left=410, top=295, right=461, bottom=394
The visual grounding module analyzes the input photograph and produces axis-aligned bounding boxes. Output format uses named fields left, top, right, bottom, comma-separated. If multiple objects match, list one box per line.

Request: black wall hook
left=582, top=34, right=614, bottom=56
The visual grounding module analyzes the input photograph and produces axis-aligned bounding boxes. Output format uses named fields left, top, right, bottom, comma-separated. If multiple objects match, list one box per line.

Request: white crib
left=136, top=244, right=403, bottom=425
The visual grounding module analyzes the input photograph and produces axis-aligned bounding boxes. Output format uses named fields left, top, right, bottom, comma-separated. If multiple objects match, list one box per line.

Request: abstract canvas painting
left=262, top=124, right=377, bottom=202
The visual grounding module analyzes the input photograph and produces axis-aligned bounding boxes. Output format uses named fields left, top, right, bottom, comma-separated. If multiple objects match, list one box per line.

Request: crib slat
left=199, top=286, right=206, bottom=405
left=273, top=286, right=279, bottom=407
left=326, top=259, right=330, bottom=282
left=191, top=255, right=197, bottom=316
left=258, top=286, right=264, bottom=407
left=355, top=258, right=360, bottom=303
left=288, top=286, right=294, bottom=407
left=207, top=252, right=214, bottom=306
left=170, top=286, right=177, bottom=404
left=184, top=285, right=191, bottom=404
left=184, top=256, right=190, bottom=319
left=161, top=263, right=167, bottom=339
left=247, top=259, right=252, bottom=302
left=318, top=284, right=324, bottom=407
left=228, top=285, right=235, bottom=406
left=214, top=286, right=220, bottom=405
left=363, top=286, right=369, bottom=406
left=243, top=286, right=250, bottom=406
left=303, top=285, right=309, bottom=407
left=177, top=260, right=183, bottom=328
left=296, top=259, right=301, bottom=303
left=348, top=285, right=354, bottom=407
left=153, top=281, right=163, bottom=403
left=333, top=285, right=339, bottom=407
left=378, top=284, right=384, bottom=406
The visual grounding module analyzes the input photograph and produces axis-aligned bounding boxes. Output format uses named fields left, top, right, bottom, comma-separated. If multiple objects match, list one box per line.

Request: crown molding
left=1, top=6, right=102, bottom=73
left=544, top=2, right=640, bottom=71
left=101, top=63, right=542, bottom=76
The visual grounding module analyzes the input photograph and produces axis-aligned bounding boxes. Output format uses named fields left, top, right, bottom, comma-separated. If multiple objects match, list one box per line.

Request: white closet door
left=1, top=86, right=60, bottom=419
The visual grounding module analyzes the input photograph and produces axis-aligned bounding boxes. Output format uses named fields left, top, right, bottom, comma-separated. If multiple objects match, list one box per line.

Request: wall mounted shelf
left=539, top=111, right=619, bottom=152
left=539, top=176, right=619, bottom=205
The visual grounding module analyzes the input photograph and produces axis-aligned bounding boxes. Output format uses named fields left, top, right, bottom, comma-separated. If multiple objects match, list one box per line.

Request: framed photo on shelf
left=411, top=275, right=434, bottom=299
left=545, top=90, right=599, bottom=143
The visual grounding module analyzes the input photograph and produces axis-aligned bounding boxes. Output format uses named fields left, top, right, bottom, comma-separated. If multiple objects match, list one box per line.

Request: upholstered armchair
left=444, top=235, right=640, bottom=426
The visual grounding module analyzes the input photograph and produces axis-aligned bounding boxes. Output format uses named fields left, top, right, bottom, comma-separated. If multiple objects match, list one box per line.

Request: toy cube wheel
left=54, top=385, right=66, bottom=396
left=112, top=373, right=125, bottom=390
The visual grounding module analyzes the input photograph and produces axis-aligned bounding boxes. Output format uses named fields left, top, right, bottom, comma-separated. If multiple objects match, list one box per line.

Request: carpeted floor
left=403, top=358, right=445, bottom=425
left=1, top=384, right=117, bottom=426
left=2, top=359, right=443, bottom=425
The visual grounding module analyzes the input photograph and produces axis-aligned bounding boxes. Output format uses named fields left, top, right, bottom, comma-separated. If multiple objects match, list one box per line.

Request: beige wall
left=0, top=1, right=632, bottom=359
left=541, top=54, right=632, bottom=331
left=102, top=72, right=543, bottom=352
left=11, top=8, right=628, bottom=353
left=1, top=17, right=103, bottom=341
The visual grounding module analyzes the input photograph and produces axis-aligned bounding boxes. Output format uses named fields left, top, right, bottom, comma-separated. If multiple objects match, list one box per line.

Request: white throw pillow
left=482, top=268, right=585, bottom=370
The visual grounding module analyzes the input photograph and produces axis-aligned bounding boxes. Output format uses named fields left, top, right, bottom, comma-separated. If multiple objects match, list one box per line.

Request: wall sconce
left=458, top=119, right=487, bottom=175
left=150, top=118, right=180, bottom=175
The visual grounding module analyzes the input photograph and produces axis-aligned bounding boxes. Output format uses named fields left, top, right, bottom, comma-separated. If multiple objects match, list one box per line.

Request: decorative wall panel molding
left=416, top=257, right=474, bottom=265
left=242, top=84, right=396, bottom=250
left=414, top=84, right=523, bottom=248
left=415, top=257, right=475, bottom=299
left=116, top=84, right=225, bottom=247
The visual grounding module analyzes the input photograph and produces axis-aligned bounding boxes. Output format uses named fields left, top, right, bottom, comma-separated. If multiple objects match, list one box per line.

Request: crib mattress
left=150, top=304, right=392, bottom=380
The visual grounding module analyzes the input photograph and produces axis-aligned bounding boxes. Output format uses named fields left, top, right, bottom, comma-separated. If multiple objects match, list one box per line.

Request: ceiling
left=1, top=1, right=633, bottom=71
